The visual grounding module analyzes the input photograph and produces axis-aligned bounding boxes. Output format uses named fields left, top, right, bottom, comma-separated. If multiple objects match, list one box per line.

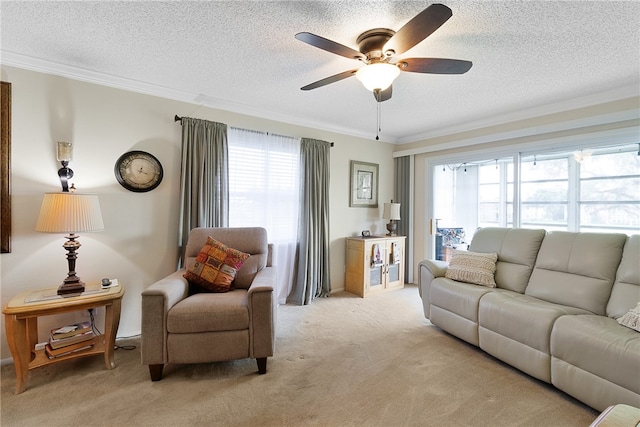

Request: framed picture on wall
left=350, top=160, right=378, bottom=208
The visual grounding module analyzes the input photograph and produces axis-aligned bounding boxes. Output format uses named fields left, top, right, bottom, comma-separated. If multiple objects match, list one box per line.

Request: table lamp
left=383, top=200, right=401, bottom=236
left=35, top=192, right=104, bottom=295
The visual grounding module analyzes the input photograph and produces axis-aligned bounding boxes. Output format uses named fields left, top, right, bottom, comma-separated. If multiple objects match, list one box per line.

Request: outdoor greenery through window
left=434, top=143, right=640, bottom=237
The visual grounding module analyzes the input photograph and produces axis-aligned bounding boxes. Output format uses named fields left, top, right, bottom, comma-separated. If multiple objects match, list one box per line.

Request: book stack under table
left=46, top=321, right=95, bottom=359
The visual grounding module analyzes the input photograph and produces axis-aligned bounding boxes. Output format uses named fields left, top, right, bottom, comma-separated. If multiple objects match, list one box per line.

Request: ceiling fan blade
left=384, top=4, right=453, bottom=55
left=399, top=58, right=472, bottom=74
left=295, top=32, right=365, bottom=60
left=374, top=86, right=392, bottom=102
left=301, top=69, right=358, bottom=91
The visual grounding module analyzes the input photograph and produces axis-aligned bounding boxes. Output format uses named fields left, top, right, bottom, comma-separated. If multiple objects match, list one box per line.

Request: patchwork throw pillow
left=445, top=250, right=498, bottom=288
left=617, top=302, right=640, bottom=332
left=184, top=236, right=250, bottom=293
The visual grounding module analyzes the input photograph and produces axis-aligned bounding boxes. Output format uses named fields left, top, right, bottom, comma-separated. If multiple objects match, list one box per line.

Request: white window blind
left=228, top=127, right=301, bottom=303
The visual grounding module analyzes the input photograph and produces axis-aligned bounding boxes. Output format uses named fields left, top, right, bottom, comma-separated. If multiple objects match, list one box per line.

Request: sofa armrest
left=141, top=270, right=190, bottom=365
left=418, top=259, right=449, bottom=319
left=247, top=266, right=277, bottom=358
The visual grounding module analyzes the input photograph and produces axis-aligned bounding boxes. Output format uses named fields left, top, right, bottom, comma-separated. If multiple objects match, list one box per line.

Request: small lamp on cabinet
left=383, top=200, right=401, bottom=236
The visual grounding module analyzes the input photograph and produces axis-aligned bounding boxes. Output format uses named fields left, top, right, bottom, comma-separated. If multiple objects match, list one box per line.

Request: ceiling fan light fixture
left=356, top=62, right=400, bottom=92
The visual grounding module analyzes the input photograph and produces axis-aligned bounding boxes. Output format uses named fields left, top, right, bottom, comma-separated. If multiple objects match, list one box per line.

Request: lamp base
left=386, top=221, right=397, bottom=236
left=59, top=233, right=85, bottom=296
left=57, top=279, right=85, bottom=296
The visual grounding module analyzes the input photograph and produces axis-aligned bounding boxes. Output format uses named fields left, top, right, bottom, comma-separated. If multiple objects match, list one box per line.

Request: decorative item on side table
left=383, top=200, right=401, bottom=236
left=350, top=160, right=378, bottom=207
left=114, top=150, right=163, bottom=192
left=35, top=191, right=104, bottom=295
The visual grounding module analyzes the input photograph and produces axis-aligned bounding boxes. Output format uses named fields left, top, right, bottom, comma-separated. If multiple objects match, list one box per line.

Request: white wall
left=0, top=66, right=396, bottom=362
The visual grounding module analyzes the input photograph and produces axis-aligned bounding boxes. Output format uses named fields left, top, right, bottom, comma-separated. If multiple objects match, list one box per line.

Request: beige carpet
left=1, top=285, right=598, bottom=426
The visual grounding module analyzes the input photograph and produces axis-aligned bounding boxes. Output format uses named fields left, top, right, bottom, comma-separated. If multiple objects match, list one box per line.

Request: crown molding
left=3, top=50, right=636, bottom=147
left=393, top=116, right=640, bottom=158
left=398, top=82, right=640, bottom=145
left=0, top=51, right=380, bottom=143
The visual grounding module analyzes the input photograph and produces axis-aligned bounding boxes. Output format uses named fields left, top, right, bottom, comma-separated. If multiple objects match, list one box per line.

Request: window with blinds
left=228, top=127, right=301, bottom=241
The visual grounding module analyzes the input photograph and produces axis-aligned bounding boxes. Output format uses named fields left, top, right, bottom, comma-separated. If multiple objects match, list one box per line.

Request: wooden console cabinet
left=345, top=235, right=406, bottom=297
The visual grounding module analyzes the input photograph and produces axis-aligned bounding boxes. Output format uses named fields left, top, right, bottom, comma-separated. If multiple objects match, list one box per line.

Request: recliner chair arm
left=418, top=259, right=449, bottom=319
left=247, top=266, right=277, bottom=359
left=420, top=259, right=449, bottom=280
left=141, top=270, right=190, bottom=365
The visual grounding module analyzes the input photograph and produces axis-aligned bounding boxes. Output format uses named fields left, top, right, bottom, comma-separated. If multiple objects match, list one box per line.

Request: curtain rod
left=174, top=114, right=333, bottom=146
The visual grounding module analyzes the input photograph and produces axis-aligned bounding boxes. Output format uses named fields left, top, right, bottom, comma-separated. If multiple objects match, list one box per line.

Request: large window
left=519, top=155, right=570, bottom=230
left=478, top=159, right=514, bottom=228
left=228, top=127, right=301, bottom=303
left=434, top=143, right=639, bottom=242
left=578, top=147, right=640, bottom=232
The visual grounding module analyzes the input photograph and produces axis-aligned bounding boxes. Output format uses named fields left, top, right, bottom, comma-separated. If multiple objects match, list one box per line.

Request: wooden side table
left=2, top=282, right=125, bottom=394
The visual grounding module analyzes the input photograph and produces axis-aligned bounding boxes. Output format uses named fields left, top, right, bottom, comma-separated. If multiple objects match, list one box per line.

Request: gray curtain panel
left=178, top=117, right=229, bottom=264
left=288, top=138, right=331, bottom=305
left=395, top=156, right=412, bottom=281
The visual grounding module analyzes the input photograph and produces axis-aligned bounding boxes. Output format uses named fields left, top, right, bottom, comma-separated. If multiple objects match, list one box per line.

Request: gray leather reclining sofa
left=419, top=227, right=640, bottom=411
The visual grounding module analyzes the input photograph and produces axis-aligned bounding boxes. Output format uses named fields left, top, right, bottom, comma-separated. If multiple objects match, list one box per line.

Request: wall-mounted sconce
left=57, top=141, right=74, bottom=192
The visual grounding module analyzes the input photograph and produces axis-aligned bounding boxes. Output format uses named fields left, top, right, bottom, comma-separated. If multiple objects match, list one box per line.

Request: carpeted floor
left=1, top=285, right=599, bottom=426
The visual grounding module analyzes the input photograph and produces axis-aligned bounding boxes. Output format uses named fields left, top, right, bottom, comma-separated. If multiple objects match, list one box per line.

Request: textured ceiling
left=1, top=1, right=639, bottom=143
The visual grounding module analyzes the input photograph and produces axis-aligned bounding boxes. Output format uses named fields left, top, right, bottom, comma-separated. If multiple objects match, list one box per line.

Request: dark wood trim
left=1, top=81, right=11, bottom=253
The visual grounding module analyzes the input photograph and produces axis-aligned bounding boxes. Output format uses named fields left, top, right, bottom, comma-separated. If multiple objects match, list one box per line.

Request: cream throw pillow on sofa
left=445, top=250, right=498, bottom=288
left=617, top=302, right=640, bottom=332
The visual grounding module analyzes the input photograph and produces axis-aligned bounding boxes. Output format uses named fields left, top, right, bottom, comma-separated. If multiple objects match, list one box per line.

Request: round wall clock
left=114, top=150, right=163, bottom=192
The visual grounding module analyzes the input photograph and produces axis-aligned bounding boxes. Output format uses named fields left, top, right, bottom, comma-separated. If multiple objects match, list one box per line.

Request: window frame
left=426, top=130, right=640, bottom=259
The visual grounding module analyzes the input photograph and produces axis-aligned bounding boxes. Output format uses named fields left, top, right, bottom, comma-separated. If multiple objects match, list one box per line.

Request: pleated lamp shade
left=36, top=193, right=104, bottom=233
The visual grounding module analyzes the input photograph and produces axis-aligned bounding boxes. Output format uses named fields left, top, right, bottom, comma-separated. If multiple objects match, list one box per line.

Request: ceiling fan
left=296, top=3, right=472, bottom=103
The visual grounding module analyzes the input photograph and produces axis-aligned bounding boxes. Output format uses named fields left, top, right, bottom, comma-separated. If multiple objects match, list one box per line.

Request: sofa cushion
left=551, top=314, right=640, bottom=395
left=525, top=231, right=627, bottom=315
left=167, top=290, right=249, bottom=333
left=479, top=291, right=590, bottom=354
left=607, top=235, right=640, bottom=319
left=184, top=236, right=250, bottom=293
left=469, top=227, right=546, bottom=293
left=445, top=250, right=498, bottom=287
left=430, top=278, right=497, bottom=323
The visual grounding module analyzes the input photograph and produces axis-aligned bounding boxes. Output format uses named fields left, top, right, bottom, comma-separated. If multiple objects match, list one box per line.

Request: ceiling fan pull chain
left=376, top=100, right=381, bottom=140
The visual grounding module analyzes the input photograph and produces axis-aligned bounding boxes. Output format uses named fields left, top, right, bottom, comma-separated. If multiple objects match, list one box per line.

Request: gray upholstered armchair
left=141, top=227, right=276, bottom=381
